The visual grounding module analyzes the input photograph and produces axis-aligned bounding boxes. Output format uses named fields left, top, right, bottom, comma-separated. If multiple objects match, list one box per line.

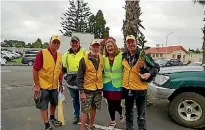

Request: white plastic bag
left=58, top=92, right=65, bottom=101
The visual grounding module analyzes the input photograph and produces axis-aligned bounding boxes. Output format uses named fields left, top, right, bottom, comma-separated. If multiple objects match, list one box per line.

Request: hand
left=139, top=73, right=151, bottom=80
left=33, top=85, right=40, bottom=99
left=59, top=85, right=64, bottom=92
left=33, top=85, right=40, bottom=93
left=80, top=93, right=86, bottom=103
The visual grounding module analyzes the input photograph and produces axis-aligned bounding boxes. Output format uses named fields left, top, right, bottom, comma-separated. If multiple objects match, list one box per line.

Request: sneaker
left=73, top=116, right=80, bottom=124
left=108, top=121, right=116, bottom=130
left=120, top=115, right=125, bottom=123
left=49, top=118, right=62, bottom=126
left=45, top=126, right=54, bottom=130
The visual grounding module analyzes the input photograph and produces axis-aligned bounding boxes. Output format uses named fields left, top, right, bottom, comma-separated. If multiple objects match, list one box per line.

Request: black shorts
left=34, top=89, right=58, bottom=110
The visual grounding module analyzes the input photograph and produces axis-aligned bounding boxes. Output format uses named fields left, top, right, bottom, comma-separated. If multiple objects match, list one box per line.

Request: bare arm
left=59, top=71, right=63, bottom=85
left=33, top=68, right=40, bottom=87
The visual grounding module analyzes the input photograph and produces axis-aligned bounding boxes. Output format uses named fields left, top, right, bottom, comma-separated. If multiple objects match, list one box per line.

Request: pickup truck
left=149, top=65, right=205, bottom=129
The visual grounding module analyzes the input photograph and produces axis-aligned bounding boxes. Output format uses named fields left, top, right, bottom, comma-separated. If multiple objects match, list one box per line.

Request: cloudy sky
left=1, top=0, right=204, bottom=50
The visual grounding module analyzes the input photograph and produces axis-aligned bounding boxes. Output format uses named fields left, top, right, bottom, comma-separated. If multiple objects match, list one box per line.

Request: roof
left=145, top=45, right=188, bottom=54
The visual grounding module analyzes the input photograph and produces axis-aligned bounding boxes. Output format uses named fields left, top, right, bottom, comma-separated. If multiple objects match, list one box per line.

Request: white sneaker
left=108, top=121, right=116, bottom=130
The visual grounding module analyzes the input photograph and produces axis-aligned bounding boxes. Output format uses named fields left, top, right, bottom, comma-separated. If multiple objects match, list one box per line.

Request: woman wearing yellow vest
left=77, top=40, right=104, bottom=130
left=122, top=35, right=160, bottom=130
left=102, top=37, right=124, bottom=130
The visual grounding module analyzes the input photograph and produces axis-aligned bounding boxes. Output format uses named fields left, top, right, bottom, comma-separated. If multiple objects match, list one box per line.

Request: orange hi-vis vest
left=83, top=54, right=104, bottom=91
left=38, top=49, right=62, bottom=89
left=122, top=58, right=148, bottom=90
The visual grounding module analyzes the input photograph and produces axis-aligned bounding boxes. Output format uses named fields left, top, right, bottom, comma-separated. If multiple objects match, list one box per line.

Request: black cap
left=71, top=36, right=80, bottom=42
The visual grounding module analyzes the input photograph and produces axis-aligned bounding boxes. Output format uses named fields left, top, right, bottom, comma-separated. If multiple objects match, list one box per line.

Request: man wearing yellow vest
left=62, top=36, right=88, bottom=124
left=77, top=40, right=104, bottom=130
left=122, top=35, right=160, bottom=130
left=33, top=35, right=63, bottom=130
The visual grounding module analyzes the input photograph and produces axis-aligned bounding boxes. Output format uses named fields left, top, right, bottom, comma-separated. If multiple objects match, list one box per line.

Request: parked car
left=2, top=51, right=17, bottom=59
left=1, top=51, right=13, bottom=61
left=21, top=50, right=39, bottom=66
left=0, top=57, right=7, bottom=65
left=155, top=59, right=184, bottom=67
left=188, top=62, right=203, bottom=66
left=12, top=51, right=21, bottom=58
left=148, top=66, right=205, bottom=129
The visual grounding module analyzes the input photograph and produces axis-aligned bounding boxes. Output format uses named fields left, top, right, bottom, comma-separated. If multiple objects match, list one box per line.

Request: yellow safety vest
left=122, top=58, right=148, bottom=90
left=103, top=53, right=123, bottom=88
left=63, top=48, right=87, bottom=73
left=38, top=49, right=62, bottom=89
left=83, top=54, right=104, bottom=91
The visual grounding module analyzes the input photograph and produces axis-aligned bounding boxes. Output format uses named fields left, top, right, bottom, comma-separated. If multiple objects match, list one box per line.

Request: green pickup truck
left=149, top=65, right=205, bottom=129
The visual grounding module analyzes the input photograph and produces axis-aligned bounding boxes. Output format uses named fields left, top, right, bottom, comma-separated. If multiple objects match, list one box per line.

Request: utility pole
left=166, top=32, right=174, bottom=58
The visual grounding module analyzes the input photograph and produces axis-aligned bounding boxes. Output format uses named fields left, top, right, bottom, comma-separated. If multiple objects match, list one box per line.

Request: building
left=145, top=45, right=188, bottom=63
left=188, top=51, right=202, bottom=63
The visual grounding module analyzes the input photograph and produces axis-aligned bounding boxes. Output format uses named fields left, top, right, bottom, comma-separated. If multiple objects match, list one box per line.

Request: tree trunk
left=122, top=0, right=141, bottom=50
left=202, top=26, right=205, bottom=64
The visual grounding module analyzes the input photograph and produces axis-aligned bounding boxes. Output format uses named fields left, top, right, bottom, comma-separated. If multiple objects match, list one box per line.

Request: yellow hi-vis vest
left=38, top=49, right=62, bottom=89
left=122, top=58, right=148, bottom=90
left=103, top=53, right=123, bottom=88
left=83, top=54, right=104, bottom=91
left=62, top=48, right=87, bottom=73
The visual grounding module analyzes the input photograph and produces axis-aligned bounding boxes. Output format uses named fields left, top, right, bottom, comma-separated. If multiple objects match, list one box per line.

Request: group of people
left=33, top=34, right=160, bottom=130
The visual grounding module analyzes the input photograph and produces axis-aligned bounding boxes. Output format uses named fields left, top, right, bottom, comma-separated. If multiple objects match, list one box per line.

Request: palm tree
left=193, top=0, right=205, bottom=64
left=122, top=0, right=145, bottom=50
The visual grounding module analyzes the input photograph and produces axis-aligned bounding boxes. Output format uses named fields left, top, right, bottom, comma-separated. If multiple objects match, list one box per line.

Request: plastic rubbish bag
left=58, top=92, right=65, bottom=101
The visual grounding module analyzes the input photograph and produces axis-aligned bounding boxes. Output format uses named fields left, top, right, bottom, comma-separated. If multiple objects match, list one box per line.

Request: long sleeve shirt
left=77, top=53, right=101, bottom=93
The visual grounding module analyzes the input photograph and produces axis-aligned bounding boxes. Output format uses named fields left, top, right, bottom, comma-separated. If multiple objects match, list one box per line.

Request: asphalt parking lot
left=1, top=66, right=194, bottom=130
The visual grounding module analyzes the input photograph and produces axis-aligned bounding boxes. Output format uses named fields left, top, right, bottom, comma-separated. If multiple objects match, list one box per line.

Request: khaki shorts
left=81, top=92, right=102, bottom=114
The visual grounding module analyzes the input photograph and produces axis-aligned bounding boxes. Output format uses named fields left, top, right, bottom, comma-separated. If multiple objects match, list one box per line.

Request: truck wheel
left=27, top=61, right=33, bottom=66
left=169, top=92, right=205, bottom=129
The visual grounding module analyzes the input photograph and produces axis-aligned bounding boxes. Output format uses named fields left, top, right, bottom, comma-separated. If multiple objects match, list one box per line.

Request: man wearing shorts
left=33, top=35, right=63, bottom=130
left=77, top=40, right=104, bottom=130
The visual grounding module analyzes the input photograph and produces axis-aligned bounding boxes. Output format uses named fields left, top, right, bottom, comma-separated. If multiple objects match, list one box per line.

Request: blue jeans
left=68, top=88, right=80, bottom=118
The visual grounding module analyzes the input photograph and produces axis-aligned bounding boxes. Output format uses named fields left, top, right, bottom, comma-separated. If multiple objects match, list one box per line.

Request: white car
left=1, top=51, right=14, bottom=59
left=0, top=57, right=7, bottom=65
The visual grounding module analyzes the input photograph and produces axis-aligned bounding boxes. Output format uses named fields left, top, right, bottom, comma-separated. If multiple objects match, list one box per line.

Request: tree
left=193, top=0, right=205, bottom=63
left=60, top=0, right=92, bottom=36
left=26, top=43, right=32, bottom=48
left=31, top=38, right=42, bottom=48
left=87, top=10, right=110, bottom=39
left=43, top=42, right=49, bottom=48
left=94, top=10, right=106, bottom=38
left=15, top=42, right=23, bottom=48
left=122, top=0, right=145, bottom=50
left=86, top=14, right=96, bottom=33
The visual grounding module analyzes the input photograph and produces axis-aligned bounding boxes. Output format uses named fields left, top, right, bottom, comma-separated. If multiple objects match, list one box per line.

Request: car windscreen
left=24, top=54, right=37, bottom=57
left=188, top=63, right=202, bottom=66
left=155, top=59, right=169, bottom=65
left=25, top=51, right=38, bottom=55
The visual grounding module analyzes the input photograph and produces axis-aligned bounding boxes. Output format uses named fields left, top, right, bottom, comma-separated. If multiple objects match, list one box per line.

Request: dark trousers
left=124, top=89, right=147, bottom=130
left=68, top=88, right=80, bottom=118
left=107, top=100, right=123, bottom=121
